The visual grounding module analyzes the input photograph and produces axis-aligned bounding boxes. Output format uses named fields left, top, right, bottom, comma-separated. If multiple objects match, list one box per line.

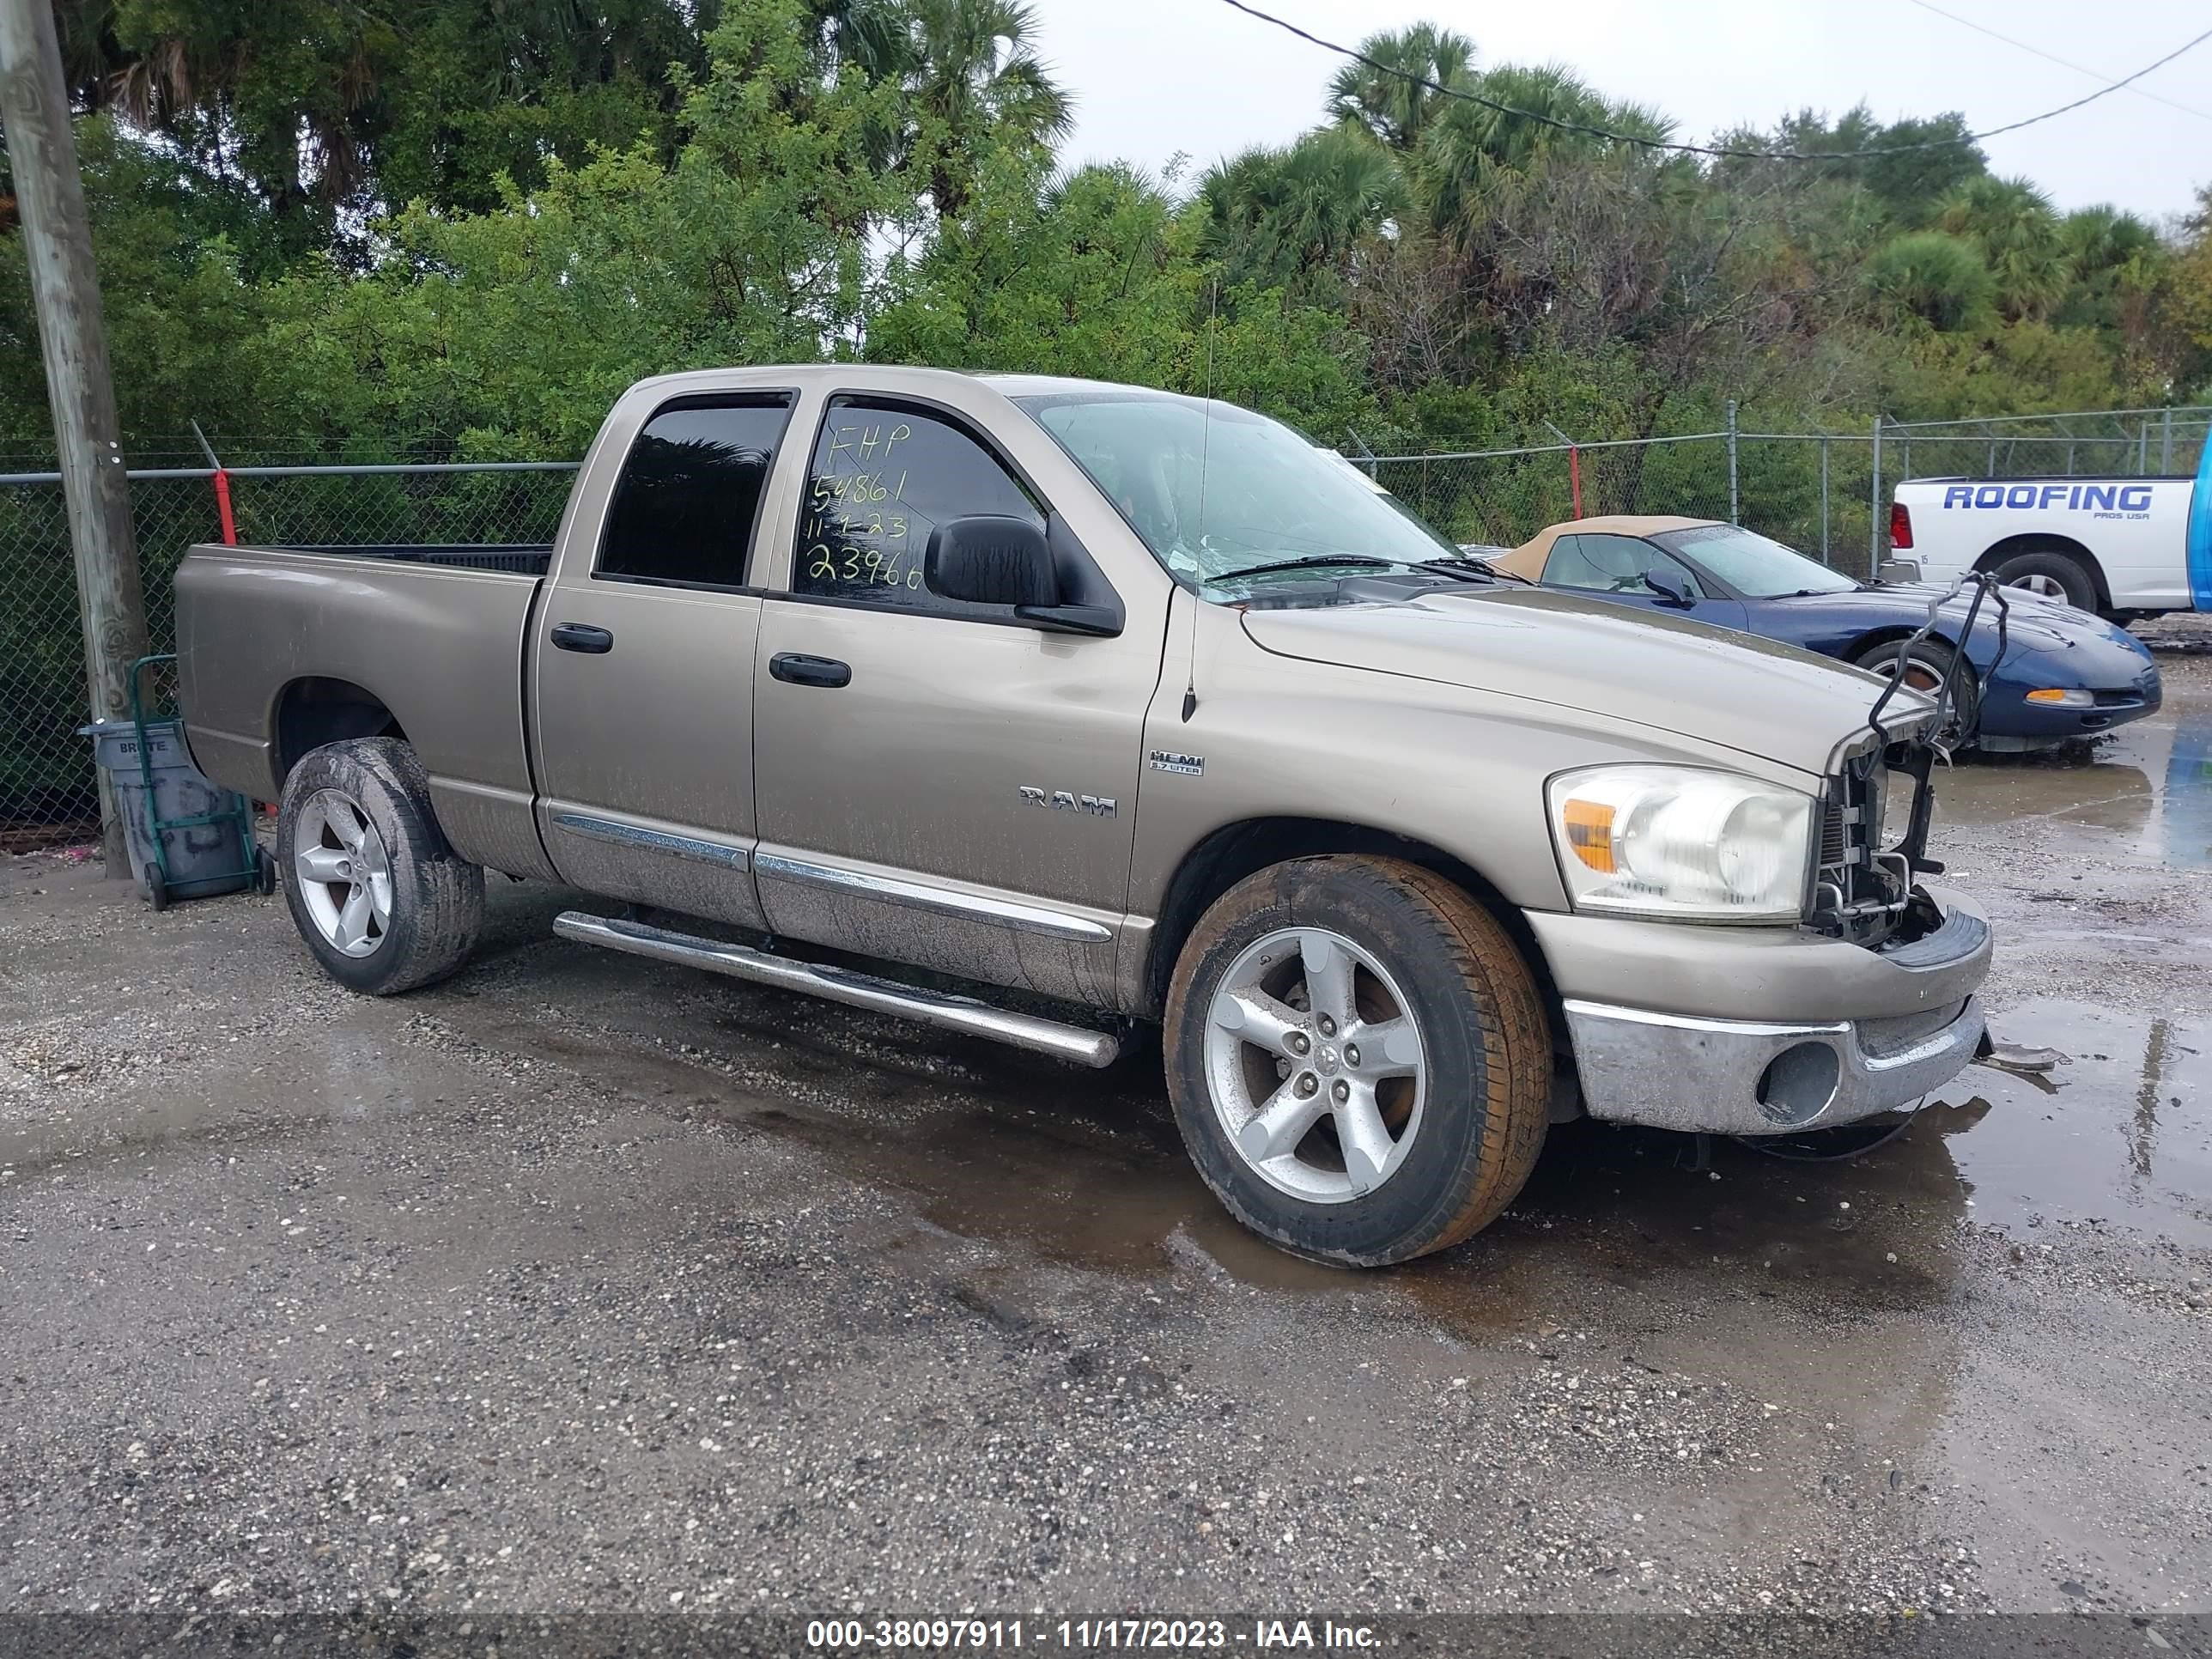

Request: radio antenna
left=1196, top=278, right=1218, bottom=548
left=1182, top=281, right=1219, bottom=724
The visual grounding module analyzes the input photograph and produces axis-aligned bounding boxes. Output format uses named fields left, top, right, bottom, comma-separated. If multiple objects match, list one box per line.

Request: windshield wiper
left=1202, top=554, right=1487, bottom=585
left=1427, top=555, right=1524, bottom=583
left=1202, top=555, right=1404, bottom=582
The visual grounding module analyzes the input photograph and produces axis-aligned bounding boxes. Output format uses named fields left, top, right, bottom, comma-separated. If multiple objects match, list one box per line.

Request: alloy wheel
left=293, top=789, right=392, bottom=957
left=1201, top=926, right=1428, bottom=1203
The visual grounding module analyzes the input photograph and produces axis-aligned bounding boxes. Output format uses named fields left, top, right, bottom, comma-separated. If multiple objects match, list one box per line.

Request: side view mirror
left=926, top=514, right=1121, bottom=635
left=927, top=515, right=1058, bottom=606
left=1640, top=566, right=1694, bottom=607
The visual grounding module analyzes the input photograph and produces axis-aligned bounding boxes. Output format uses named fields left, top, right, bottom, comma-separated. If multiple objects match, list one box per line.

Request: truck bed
left=175, top=539, right=553, bottom=880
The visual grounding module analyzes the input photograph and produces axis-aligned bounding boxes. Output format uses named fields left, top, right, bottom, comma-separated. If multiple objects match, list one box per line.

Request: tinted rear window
left=597, top=398, right=793, bottom=588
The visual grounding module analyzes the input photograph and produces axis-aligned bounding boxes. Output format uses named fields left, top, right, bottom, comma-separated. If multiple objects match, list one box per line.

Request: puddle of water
left=728, top=1065, right=1983, bottom=1309
left=1926, top=1000, right=2212, bottom=1247
left=733, top=1092, right=1357, bottom=1292
left=727, top=994, right=2212, bottom=1297
left=1936, top=667, right=2212, bottom=869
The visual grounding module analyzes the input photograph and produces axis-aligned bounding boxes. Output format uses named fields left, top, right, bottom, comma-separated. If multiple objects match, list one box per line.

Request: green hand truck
left=78, top=653, right=276, bottom=909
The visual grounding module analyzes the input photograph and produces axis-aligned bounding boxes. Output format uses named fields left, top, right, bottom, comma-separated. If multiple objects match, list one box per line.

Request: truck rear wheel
left=276, top=737, right=484, bottom=995
left=1990, top=547, right=2095, bottom=611
left=1164, top=855, right=1551, bottom=1267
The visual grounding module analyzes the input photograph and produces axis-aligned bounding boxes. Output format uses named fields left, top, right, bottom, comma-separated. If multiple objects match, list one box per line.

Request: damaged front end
left=1812, top=573, right=2009, bottom=949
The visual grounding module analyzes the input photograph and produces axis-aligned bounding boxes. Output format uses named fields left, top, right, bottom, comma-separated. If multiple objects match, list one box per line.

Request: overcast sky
left=1028, top=0, right=2212, bottom=222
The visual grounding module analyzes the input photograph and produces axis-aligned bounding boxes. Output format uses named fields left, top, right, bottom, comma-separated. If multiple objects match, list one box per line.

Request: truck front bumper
left=1532, top=885, right=1991, bottom=1136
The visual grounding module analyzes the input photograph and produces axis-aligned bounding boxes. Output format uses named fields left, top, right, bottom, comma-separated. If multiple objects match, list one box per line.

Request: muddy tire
left=1990, top=546, right=2096, bottom=611
left=1164, top=855, right=1551, bottom=1267
left=276, top=737, right=483, bottom=995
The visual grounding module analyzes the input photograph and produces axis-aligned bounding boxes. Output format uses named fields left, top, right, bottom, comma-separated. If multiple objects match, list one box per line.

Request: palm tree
left=1196, top=125, right=1402, bottom=292
left=893, top=0, right=1073, bottom=219
left=1936, top=175, right=2066, bottom=323
left=1325, top=23, right=1476, bottom=154
left=2057, top=204, right=2163, bottom=336
left=1863, top=231, right=1995, bottom=332
left=1413, top=62, right=1670, bottom=245
left=2062, top=204, right=2159, bottom=283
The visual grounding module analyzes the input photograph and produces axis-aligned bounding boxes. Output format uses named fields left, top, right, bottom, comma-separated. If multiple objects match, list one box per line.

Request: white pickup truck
left=1890, top=444, right=2211, bottom=618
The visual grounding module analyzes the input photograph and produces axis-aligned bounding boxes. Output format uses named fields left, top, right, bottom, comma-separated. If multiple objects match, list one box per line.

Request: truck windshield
left=1011, top=390, right=1462, bottom=588
left=1651, top=524, right=1859, bottom=599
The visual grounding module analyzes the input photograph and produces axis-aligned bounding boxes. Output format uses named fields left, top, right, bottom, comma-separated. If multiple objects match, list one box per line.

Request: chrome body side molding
left=550, top=812, right=750, bottom=870
left=752, top=851, right=1113, bottom=944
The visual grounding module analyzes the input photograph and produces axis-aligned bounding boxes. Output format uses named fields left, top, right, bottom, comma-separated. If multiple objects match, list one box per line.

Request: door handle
left=769, top=652, right=852, bottom=689
left=550, top=622, right=614, bottom=654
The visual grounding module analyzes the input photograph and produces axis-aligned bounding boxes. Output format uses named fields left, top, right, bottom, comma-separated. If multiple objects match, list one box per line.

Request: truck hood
left=1241, top=586, right=1916, bottom=776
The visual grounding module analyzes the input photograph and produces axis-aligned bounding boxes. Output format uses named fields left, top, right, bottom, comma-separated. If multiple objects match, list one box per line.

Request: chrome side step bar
left=551, top=911, right=1121, bottom=1069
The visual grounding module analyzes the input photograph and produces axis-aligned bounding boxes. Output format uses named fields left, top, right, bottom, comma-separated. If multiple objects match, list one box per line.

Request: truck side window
left=792, top=399, right=1045, bottom=617
left=596, top=397, right=793, bottom=589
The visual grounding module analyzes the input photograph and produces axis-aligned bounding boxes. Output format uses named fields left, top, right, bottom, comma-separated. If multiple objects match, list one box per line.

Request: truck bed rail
left=274, top=544, right=552, bottom=574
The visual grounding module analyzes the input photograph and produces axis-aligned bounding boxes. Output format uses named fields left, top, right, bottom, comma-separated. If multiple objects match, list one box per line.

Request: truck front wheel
left=276, top=737, right=484, bottom=995
left=1164, top=856, right=1551, bottom=1267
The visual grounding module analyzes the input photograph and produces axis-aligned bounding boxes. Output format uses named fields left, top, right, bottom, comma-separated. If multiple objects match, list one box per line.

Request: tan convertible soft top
left=1486, top=514, right=1718, bottom=581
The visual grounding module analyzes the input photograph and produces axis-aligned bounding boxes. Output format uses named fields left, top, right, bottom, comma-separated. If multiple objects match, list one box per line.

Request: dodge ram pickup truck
left=177, top=366, right=1994, bottom=1266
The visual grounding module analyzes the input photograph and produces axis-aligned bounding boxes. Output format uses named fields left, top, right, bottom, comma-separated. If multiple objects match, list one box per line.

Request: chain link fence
left=2, top=464, right=574, bottom=847
left=1372, top=434, right=1881, bottom=569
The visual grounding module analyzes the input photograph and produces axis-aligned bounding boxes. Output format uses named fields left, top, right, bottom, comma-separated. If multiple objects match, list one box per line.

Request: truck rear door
left=529, top=392, right=799, bottom=927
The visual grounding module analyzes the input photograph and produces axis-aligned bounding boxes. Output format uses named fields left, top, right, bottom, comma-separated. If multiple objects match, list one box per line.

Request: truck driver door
left=749, top=392, right=1168, bottom=1006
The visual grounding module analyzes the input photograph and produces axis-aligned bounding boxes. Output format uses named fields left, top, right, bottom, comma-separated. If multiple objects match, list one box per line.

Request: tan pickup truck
left=176, top=366, right=1992, bottom=1265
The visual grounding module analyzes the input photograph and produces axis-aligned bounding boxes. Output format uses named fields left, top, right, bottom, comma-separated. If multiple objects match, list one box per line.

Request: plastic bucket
left=78, top=718, right=252, bottom=901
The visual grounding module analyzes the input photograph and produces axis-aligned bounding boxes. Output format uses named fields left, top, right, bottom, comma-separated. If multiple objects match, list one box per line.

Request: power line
left=1216, top=0, right=2212, bottom=163
left=1903, top=0, right=2212, bottom=125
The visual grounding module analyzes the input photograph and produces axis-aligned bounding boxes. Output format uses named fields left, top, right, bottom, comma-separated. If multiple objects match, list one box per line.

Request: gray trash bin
left=78, top=716, right=258, bottom=904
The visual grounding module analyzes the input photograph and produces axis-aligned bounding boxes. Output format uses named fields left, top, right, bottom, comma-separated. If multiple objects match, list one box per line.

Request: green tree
left=245, top=0, right=923, bottom=455
left=1936, top=175, right=2067, bottom=323
left=0, top=114, right=280, bottom=452
left=1194, top=126, right=1403, bottom=296
left=1718, top=107, right=1986, bottom=228
left=1324, top=22, right=1475, bottom=154
left=871, top=150, right=1374, bottom=439
left=52, top=0, right=717, bottom=250
left=1413, top=63, right=1673, bottom=244
left=1863, top=230, right=1994, bottom=332
left=873, top=0, right=1072, bottom=219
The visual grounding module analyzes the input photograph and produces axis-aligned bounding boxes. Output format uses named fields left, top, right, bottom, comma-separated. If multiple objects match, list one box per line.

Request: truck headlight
left=1547, top=766, right=1814, bottom=922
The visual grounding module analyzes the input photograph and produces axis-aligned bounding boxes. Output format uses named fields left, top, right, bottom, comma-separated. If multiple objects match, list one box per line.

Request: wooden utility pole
left=0, top=0, right=148, bottom=872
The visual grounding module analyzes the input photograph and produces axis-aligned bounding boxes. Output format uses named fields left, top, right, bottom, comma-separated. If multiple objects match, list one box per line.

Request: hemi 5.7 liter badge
left=1149, top=750, right=1204, bottom=776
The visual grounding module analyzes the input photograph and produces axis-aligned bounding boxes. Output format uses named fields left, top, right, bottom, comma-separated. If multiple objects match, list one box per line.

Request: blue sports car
left=1483, top=515, right=2161, bottom=750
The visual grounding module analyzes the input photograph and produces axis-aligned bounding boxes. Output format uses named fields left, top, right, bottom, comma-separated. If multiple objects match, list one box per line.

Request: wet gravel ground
left=2, top=653, right=2209, bottom=1642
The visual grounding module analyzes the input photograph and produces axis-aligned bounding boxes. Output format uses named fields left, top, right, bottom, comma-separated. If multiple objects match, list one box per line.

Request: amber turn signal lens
left=1562, top=797, right=1615, bottom=872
